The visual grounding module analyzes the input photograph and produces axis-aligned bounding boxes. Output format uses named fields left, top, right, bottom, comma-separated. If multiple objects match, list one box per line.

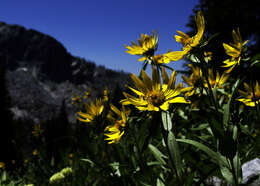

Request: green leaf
left=223, top=102, right=230, bottom=127
left=81, top=158, right=95, bottom=167
left=161, top=111, right=172, bottom=131
left=212, top=84, right=217, bottom=103
left=1, top=171, right=7, bottom=182
left=190, top=123, right=209, bottom=131
left=250, top=53, right=260, bottom=67
left=233, top=153, right=242, bottom=184
left=109, top=162, right=121, bottom=176
left=223, top=78, right=241, bottom=127
left=167, top=131, right=183, bottom=177
left=189, top=54, right=200, bottom=63
left=250, top=60, right=260, bottom=68
left=147, top=161, right=163, bottom=166
left=148, top=144, right=167, bottom=165
left=140, top=181, right=152, bottom=186
left=156, top=178, right=165, bottom=186
left=220, top=166, right=233, bottom=184
left=233, top=126, right=238, bottom=141
left=177, top=139, right=228, bottom=167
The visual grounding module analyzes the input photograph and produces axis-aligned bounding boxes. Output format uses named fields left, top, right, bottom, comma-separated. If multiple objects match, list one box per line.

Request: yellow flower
left=103, top=87, right=109, bottom=101
left=171, top=11, right=205, bottom=61
left=121, top=66, right=189, bottom=111
left=182, top=64, right=203, bottom=96
left=77, top=99, right=104, bottom=123
left=104, top=104, right=129, bottom=144
left=151, top=51, right=184, bottom=64
left=83, top=91, right=90, bottom=99
left=0, top=162, right=5, bottom=169
left=204, top=51, right=213, bottom=61
left=204, top=69, right=229, bottom=89
left=72, top=95, right=81, bottom=104
left=33, top=149, right=38, bottom=156
left=237, top=81, right=260, bottom=107
left=24, top=159, right=28, bottom=165
left=32, top=123, right=44, bottom=137
left=125, top=31, right=158, bottom=61
left=222, top=28, right=248, bottom=73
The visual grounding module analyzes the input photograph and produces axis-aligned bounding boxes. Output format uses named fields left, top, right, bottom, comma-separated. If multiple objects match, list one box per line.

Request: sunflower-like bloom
left=170, top=11, right=205, bottom=61
left=204, top=69, right=229, bottom=89
left=121, top=66, right=189, bottom=111
left=104, top=104, right=129, bottom=144
left=237, top=81, right=260, bottom=107
left=222, top=28, right=248, bottom=73
left=77, top=99, right=104, bottom=123
left=182, top=64, right=203, bottom=96
left=125, top=31, right=158, bottom=61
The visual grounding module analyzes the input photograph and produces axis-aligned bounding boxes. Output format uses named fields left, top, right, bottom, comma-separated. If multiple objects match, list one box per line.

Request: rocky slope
left=0, top=21, right=130, bottom=123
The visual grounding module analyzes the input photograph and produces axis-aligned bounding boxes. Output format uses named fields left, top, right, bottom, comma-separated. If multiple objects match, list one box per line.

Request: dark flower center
left=147, top=91, right=165, bottom=107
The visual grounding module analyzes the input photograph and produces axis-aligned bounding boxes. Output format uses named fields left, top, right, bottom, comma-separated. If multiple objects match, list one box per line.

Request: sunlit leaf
left=161, top=111, right=172, bottom=131
left=167, top=131, right=183, bottom=177
left=148, top=144, right=167, bottom=165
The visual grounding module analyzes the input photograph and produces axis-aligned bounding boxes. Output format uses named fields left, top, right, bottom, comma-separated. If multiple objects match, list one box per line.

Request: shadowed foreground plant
left=73, top=10, right=260, bottom=186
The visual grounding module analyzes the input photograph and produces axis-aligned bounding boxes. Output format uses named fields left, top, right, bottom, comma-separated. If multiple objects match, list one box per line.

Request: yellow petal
left=168, top=97, right=190, bottom=104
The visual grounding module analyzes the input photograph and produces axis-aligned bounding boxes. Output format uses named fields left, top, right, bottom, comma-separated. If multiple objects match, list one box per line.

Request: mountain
left=0, top=21, right=130, bottom=123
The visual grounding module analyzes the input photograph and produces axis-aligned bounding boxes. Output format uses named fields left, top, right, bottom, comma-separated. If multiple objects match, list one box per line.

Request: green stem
left=130, top=124, right=146, bottom=174
left=229, top=158, right=239, bottom=186
left=161, top=121, right=181, bottom=185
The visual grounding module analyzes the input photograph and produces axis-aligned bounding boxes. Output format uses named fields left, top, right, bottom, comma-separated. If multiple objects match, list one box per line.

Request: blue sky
left=0, top=0, right=198, bottom=75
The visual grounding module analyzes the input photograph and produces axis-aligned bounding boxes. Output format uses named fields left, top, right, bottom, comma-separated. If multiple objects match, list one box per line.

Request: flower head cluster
left=204, top=69, right=229, bottom=89
left=125, top=31, right=158, bottom=61
left=222, top=28, right=248, bottom=73
left=182, top=64, right=203, bottom=96
left=104, top=104, right=130, bottom=144
left=237, top=81, right=260, bottom=107
left=77, top=99, right=104, bottom=123
left=171, top=11, right=205, bottom=60
left=121, top=66, right=189, bottom=111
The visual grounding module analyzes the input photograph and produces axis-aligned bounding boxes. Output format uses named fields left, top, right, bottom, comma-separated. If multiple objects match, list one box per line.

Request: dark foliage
left=184, top=0, right=260, bottom=79
left=0, top=63, right=17, bottom=170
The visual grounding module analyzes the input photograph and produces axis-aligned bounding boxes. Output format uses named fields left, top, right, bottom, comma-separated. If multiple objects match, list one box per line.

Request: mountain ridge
left=0, top=21, right=130, bottom=123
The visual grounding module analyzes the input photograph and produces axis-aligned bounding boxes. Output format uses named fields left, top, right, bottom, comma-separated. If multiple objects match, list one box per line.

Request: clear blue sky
left=0, top=0, right=198, bottom=75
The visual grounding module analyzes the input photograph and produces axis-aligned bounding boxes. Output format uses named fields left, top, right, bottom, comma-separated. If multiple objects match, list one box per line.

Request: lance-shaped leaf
left=176, top=139, right=228, bottom=167
left=148, top=144, right=167, bottom=165
left=161, top=111, right=172, bottom=131
left=167, top=131, right=183, bottom=177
